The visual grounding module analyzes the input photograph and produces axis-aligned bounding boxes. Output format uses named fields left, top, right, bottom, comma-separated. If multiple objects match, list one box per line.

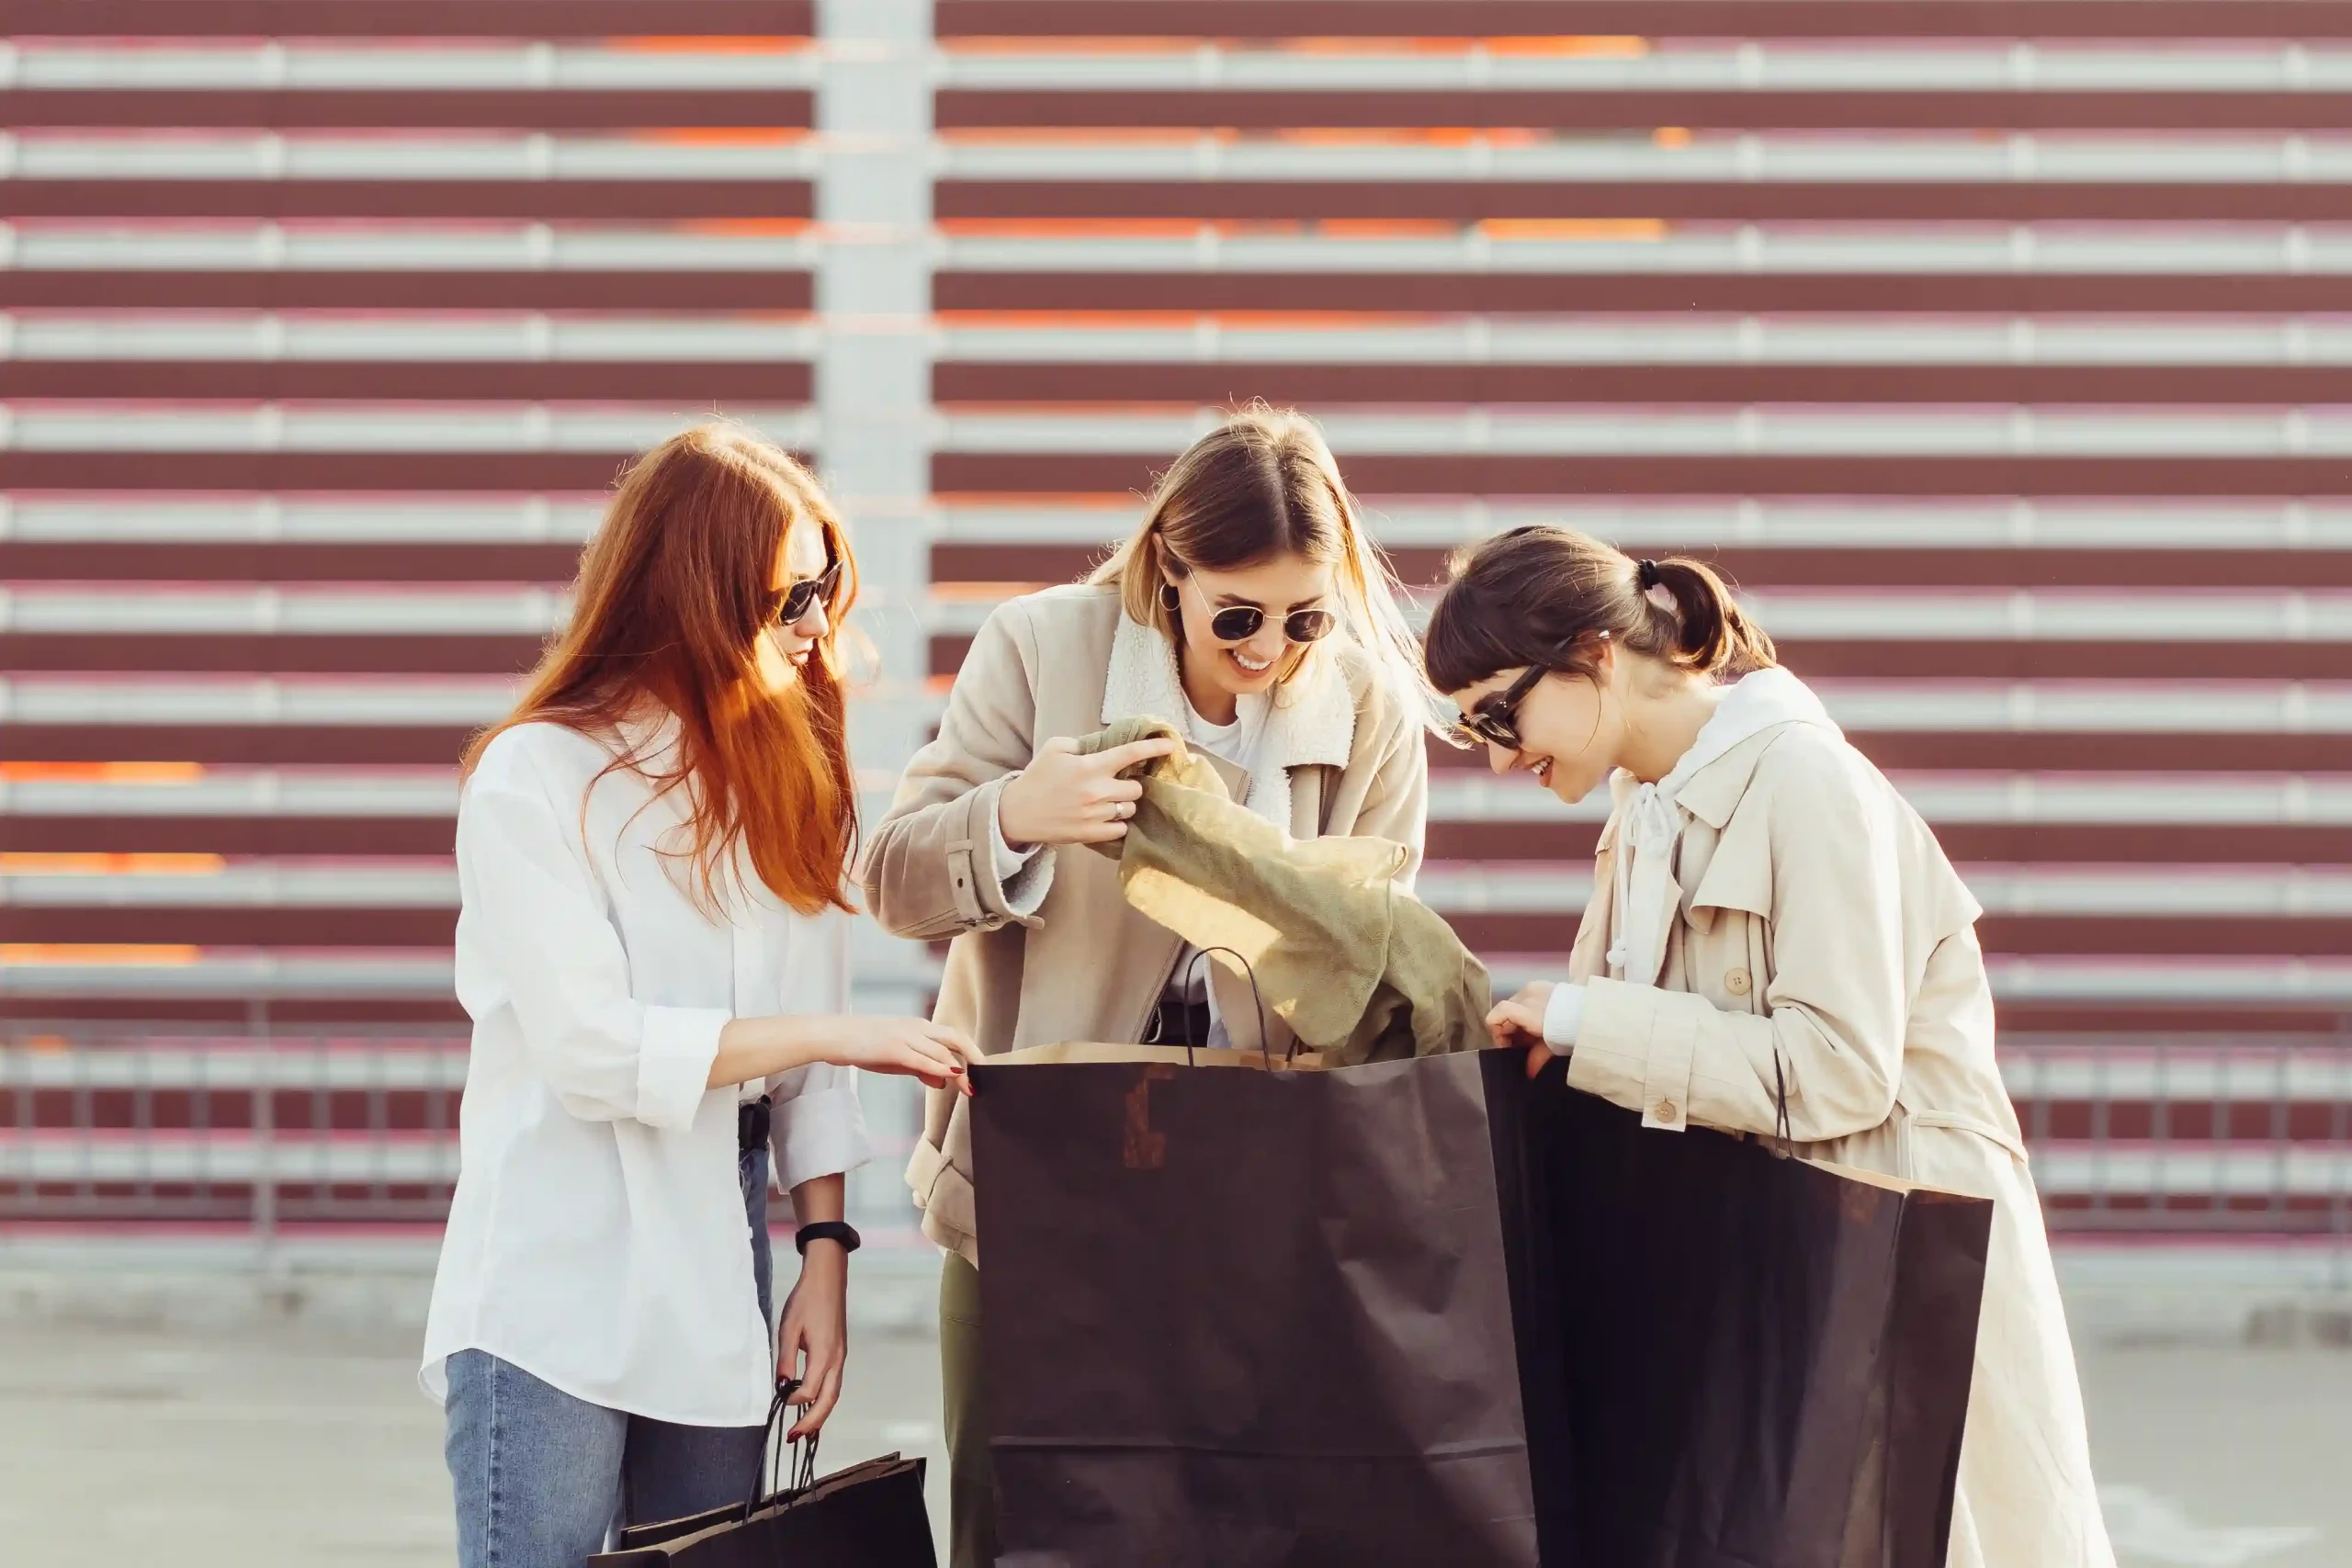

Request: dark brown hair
left=1423, top=525, right=1776, bottom=697
left=1089, top=404, right=1437, bottom=725
left=463, top=423, right=860, bottom=916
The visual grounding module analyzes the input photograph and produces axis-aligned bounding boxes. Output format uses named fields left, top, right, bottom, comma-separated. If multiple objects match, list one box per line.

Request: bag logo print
left=1124, top=1065, right=1177, bottom=1170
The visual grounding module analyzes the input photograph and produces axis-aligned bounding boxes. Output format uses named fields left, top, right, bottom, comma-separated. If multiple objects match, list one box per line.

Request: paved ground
left=1, top=1319, right=2346, bottom=1566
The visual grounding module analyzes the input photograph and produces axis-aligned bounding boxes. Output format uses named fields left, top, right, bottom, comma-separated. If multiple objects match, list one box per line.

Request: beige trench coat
left=862, top=584, right=1429, bottom=1265
left=1561, top=719, right=2113, bottom=1568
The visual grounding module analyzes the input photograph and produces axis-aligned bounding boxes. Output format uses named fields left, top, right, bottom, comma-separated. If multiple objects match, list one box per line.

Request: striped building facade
left=4, top=3, right=2348, bottom=1268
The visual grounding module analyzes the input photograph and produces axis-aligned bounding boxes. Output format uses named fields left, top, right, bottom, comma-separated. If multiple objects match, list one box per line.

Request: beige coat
left=862, top=584, right=1430, bottom=1264
left=1562, top=718, right=2113, bottom=1568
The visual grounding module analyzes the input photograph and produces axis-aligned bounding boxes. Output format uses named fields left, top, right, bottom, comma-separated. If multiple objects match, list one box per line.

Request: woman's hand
left=820, top=1016, right=980, bottom=1096
left=710, top=1014, right=979, bottom=1094
left=777, top=1244, right=848, bottom=1440
left=998, top=734, right=1176, bottom=849
left=1486, top=982, right=1561, bottom=1078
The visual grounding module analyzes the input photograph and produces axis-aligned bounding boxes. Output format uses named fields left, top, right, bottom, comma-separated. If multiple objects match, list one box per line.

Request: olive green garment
left=938, top=1254, right=997, bottom=1568
left=1077, top=717, right=1490, bottom=1063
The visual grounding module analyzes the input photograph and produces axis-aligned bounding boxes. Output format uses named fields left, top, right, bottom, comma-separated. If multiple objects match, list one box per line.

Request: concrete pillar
left=815, top=0, right=935, bottom=1233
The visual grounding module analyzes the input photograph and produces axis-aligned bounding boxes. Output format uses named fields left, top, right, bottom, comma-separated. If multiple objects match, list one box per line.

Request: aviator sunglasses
left=772, top=558, right=842, bottom=626
left=1177, top=576, right=1339, bottom=646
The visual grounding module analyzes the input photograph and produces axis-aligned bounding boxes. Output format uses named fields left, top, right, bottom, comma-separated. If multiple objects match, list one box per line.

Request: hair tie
left=1634, top=558, right=1676, bottom=613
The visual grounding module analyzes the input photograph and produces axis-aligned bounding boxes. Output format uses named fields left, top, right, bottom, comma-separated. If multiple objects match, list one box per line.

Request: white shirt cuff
left=1541, top=983, right=1588, bottom=1050
left=768, top=1081, right=875, bottom=1194
left=988, top=789, right=1055, bottom=919
left=635, top=1004, right=729, bottom=1131
left=989, top=794, right=1041, bottom=884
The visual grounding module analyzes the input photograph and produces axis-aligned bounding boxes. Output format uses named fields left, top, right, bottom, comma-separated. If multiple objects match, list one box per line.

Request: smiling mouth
left=1229, top=648, right=1273, bottom=675
left=1527, top=755, right=1555, bottom=788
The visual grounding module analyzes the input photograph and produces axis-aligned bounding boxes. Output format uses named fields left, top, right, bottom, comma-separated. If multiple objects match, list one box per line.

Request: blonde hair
left=1090, top=405, right=1441, bottom=729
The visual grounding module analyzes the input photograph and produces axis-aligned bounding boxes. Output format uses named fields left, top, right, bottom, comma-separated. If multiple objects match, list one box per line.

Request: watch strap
left=793, top=1220, right=862, bottom=1257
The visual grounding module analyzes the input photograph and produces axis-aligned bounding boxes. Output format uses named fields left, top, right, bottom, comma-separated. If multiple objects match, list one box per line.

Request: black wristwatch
left=794, top=1220, right=862, bottom=1258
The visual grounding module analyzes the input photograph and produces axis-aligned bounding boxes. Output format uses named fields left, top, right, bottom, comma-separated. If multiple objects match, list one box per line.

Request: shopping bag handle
left=742, top=1377, right=820, bottom=1521
left=1176, top=945, right=1290, bottom=1068
left=1770, top=1049, right=1793, bottom=1158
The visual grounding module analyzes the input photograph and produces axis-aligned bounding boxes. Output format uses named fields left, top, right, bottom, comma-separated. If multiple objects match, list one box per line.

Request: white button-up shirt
left=421, top=721, right=872, bottom=1427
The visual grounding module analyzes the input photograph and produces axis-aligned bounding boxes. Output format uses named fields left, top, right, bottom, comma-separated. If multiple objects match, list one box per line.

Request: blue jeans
left=446, top=1145, right=776, bottom=1568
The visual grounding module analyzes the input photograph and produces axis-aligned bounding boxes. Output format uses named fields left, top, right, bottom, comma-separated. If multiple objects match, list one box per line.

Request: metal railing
left=4, top=1025, right=2347, bottom=1271
left=2007, top=1036, right=2352, bottom=1252
left=0, top=1023, right=925, bottom=1247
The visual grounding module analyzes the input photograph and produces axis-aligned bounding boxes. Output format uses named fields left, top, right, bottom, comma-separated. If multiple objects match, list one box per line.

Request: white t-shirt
left=1166, top=692, right=1271, bottom=1015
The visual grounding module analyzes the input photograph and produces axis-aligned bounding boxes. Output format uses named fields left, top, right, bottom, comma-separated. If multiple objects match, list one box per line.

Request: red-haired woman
left=422, top=424, right=977, bottom=1568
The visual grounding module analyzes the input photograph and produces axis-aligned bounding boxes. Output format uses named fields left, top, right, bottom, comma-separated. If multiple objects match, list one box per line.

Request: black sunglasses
left=1180, top=578, right=1337, bottom=646
left=1453, top=664, right=1550, bottom=750
left=1206, top=604, right=1338, bottom=645
left=772, top=559, right=842, bottom=626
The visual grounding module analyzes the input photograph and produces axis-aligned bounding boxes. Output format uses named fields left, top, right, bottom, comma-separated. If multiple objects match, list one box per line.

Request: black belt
left=1143, top=996, right=1215, bottom=1048
left=738, top=1094, right=772, bottom=1152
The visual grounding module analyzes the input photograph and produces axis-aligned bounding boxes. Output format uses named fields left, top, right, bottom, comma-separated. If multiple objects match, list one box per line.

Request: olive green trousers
left=938, top=1253, right=999, bottom=1568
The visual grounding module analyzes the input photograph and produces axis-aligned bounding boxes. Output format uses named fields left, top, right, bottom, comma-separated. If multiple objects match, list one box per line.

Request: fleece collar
left=1100, top=611, right=1356, bottom=829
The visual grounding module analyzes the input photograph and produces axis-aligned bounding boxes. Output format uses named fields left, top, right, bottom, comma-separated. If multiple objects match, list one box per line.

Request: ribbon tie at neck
left=1604, top=780, right=1688, bottom=987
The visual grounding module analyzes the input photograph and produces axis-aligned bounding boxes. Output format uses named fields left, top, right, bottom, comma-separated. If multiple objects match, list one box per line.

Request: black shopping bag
left=1525, top=1075, right=1994, bottom=1568
left=589, top=1383, right=936, bottom=1566
left=970, top=1040, right=1552, bottom=1568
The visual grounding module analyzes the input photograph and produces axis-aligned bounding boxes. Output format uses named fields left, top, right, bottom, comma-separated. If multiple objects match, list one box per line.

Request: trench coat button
left=1724, top=968, right=1751, bottom=997
left=1654, top=1099, right=1679, bottom=1124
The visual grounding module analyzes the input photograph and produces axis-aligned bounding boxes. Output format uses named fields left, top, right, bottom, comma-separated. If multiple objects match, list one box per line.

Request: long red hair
left=463, top=423, right=860, bottom=916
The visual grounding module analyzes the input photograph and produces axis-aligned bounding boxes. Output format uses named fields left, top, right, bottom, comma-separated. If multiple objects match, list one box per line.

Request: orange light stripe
left=678, top=219, right=814, bottom=236
left=938, top=219, right=1212, bottom=239
left=1487, top=36, right=1649, bottom=57
left=0, top=944, right=202, bottom=966
left=0, top=761, right=204, bottom=784
left=1654, top=126, right=1694, bottom=149
left=0, top=853, right=226, bottom=876
left=1276, top=128, right=1542, bottom=148
left=1478, top=218, right=1668, bottom=241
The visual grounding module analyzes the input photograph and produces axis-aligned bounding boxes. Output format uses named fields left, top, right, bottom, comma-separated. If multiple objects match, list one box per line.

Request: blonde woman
left=863, top=407, right=1439, bottom=1567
